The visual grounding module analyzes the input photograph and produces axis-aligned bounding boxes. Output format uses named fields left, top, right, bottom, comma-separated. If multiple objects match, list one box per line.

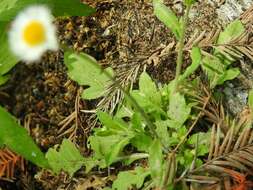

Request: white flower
left=8, top=5, right=58, bottom=62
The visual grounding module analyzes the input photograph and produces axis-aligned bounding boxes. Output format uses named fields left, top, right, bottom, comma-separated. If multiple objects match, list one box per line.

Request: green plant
left=201, top=20, right=245, bottom=88
left=46, top=139, right=85, bottom=176
left=64, top=47, right=209, bottom=189
left=64, top=51, right=114, bottom=100
left=1, top=0, right=253, bottom=189
left=62, top=0, right=253, bottom=189
left=59, top=0, right=231, bottom=189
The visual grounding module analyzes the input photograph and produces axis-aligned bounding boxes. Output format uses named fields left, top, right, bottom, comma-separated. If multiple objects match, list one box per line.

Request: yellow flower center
left=23, top=21, right=46, bottom=46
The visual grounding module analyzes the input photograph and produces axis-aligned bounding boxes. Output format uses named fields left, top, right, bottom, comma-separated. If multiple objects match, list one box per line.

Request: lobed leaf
left=112, top=167, right=150, bottom=190
left=46, top=139, right=85, bottom=176
left=217, top=20, right=245, bottom=45
left=64, top=51, right=113, bottom=100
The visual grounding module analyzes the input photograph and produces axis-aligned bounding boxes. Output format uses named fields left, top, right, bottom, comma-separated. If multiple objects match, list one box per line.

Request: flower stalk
left=174, top=4, right=191, bottom=90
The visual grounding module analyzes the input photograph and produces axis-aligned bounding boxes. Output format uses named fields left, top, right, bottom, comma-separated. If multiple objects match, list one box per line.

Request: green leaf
left=46, top=139, right=85, bottom=176
left=0, top=0, right=95, bottom=21
left=83, top=156, right=105, bottom=173
left=201, top=56, right=239, bottom=88
left=131, top=113, right=143, bottom=132
left=184, top=0, right=197, bottom=6
left=153, top=0, right=182, bottom=40
left=0, top=0, right=18, bottom=15
left=0, top=74, right=10, bottom=85
left=89, top=112, right=135, bottom=166
left=155, top=120, right=171, bottom=147
left=167, top=93, right=191, bottom=128
left=139, top=72, right=157, bottom=96
left=248, top=89, right=253, bottom=112
left=139, top=72, right=161, bottom=105
left=130, top=72, right=164, bottom=118
left=64, top=51, right=113, bottom=100
left=97, top=111, right=128, bottom=133
left=0, top=22, right=18, bottom=85
left=112, top=167, right=150, bottom=190
left=130, top=133, right=153, bottom=152
left=130, top=113, right=154, bottom=152
left=0, top=106, right=49, bottom=168
left=89, top=135, right=119, bottom=160
left=45, top=0, right=95, bottom=17
left=89, top=134, right=133, bottom=167
left=202, top=20, right=244, bottom=88
left=149, top=140, right=164, bottom=187
left=187, top=132, right=210, bottom=156
left=217, top=20, right=245, bottom=44
left=180, top=47, right=201, bottom=81
left=105, top=137, right=131, bottom=166
left=123, top=153, right=149, bottom=165
left=131, top=90, right=164, bottom=117
left=216, top=67, right=240, bottom=85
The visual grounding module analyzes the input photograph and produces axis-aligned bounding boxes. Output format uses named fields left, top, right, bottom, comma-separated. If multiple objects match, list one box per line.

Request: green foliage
left=0, top=0, right=95, bottom=21
left=149, top=140, right=164, bottom=188
left=64, top=51, right=114, bottom=100
left=153, top=0, right=182, bottom=40
left=217, top=20, right=244, bottom=45
left=248, top=89, right=253, bottom=113
left=131, top=72, right=164, bottom=118
left=202, top=55, right=240, bottom=88
left=46, top=139, right=85, bottom=176
left=201, top=20, right=244, bottom=88
left=112, top=167, right=150, bottom=190
left=179, top=47, right=202, bottom=81
left=0, top=74, right=11, bottom=85
left=167, top=92, right=191, bottom=129
left=177, top=132, right=209, bottom=168
left=88, top=111, right=135, bottom=166
left=0, top=22, right=18, bottom=84
left=85, top=66, right=207, bottom=188
left=184, top=0, right=197, bottom=6
left=0, top=106, right=49, bottom=168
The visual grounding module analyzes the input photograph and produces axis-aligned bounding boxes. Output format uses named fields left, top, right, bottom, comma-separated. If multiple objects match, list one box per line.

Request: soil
left=0, top=0, right=253, bottom=190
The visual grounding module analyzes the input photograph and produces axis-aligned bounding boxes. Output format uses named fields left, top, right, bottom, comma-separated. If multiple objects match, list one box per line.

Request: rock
left=215, top=0, right=252, bottom=24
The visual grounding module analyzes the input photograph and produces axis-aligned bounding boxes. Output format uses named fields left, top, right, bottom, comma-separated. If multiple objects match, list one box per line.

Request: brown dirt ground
left=1, top=0, right=250, bottom=189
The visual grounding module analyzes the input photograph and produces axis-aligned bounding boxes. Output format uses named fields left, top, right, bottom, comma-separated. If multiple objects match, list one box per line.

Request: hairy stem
left=162, top=4, right=192, bottom=189
left=174, top=5, right=191, bottom=90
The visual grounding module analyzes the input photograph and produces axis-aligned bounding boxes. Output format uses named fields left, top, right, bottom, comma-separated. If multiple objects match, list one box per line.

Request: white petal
left=8, top=5, right=58, bottom=62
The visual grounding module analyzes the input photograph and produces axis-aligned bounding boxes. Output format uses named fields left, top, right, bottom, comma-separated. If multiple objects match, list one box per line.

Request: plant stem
left=116, top=153, right=149, bottom=162
left=161, top=5, right=192, bottom=189
left=174, top=5, right=191, bottom=90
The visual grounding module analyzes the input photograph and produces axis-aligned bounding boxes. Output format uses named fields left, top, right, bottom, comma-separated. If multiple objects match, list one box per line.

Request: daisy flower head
left=8, top=5, right=58, bottom=62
